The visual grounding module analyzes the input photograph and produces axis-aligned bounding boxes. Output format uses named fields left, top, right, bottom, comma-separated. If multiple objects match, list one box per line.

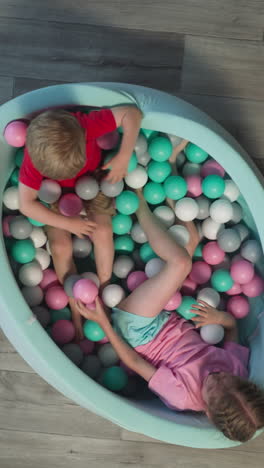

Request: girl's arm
left=76, top=298, right=156, bottom=382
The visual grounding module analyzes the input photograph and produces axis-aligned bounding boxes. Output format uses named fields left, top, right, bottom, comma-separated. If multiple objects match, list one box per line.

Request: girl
left=76, top=191, right=264, bottom=442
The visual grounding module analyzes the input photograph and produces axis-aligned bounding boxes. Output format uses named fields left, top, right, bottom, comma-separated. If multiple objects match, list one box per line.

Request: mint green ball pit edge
left=1, top=83, right=264, bottom=449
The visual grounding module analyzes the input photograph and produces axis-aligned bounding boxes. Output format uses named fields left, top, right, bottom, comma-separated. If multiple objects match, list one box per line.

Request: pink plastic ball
left=230, top=259, right=255, bottom=285
left=97, top=130, right=120, bottom=150
left=127, top=271, right=147, bottom=291
left=79, top=338, right=95, bottom=355
left=241, top=275, right=264, bottom=297
left=181, top=277, right=197, bottom=295
left=58, top=193, right=83, bottom=217
left=201, top=160, right=225, bottom=178
left=2, top=215, right=15, bottom=237
left=186, top=175, right=202, bottom=197
left=226, top=282, right=242, bottom=296
left=164, top=291, right=182, bottom=311
left=4, top=120, right=28, bottom=147
left=40, top=268, right=59, bottom=291
left=202, top=241, right=225, bottom=265
left=189, top=261, right=212, bottom=284
left=227, top=296, right=250, bottom=319
left=45, top=286, right=69, bottom=309
left=73, top=279, right=98, bottom=304
left=97, top=336, right=109, bottom=344
left=51, top=319, right=75, bottom=345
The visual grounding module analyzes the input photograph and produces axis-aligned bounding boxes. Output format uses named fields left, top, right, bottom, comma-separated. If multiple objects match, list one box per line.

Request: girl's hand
left=75, top=297, right=109, bottom=327
left=191, top=300, right=236, bottom=329
left=102, top=155, right=128, bottom=184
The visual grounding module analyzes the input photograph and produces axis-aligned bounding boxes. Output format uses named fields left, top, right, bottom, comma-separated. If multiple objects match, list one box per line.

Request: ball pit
left=1, top=83, right=264, bottom=449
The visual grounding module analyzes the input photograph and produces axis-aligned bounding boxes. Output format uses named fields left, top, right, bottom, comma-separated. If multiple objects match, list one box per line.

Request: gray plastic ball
left=75, top=175, right=99, bottom=200
left=64, top=274, right=82, bottom=297
left=10, top=216, right=33, bottom=240
left=217, top=228, right=241, bottom=253
left=62, top=344, right=84, bottom=367
left=81, top=355, right=101, bottom=378
left=98, top=343, right=119, bottom=367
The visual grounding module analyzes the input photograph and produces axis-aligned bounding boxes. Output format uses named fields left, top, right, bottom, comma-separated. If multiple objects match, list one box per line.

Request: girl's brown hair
left=208, top=376, right=264, bottom=442
left=26, top=110, right=86, bottom=179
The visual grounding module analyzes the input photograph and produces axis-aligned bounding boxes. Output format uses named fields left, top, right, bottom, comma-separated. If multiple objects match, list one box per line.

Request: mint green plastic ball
left=114, top=235, right=135, bottom=253
left=185, top=143, right=208, bottom=163
left=50, top=307, right=71, bottom=324
left=101, top=365, right=128, bottom=392
left=211, top=269, right=234, bottom=292
left=15, top=147, right=24, bottom=168
left=148, top=137, right=173, bottom=162
left=83, top=320, right=105, bottom=342
left=202, top=175, right=225, bottom=199
left=143, top=182, right=166, bottom=205
left=112, top=214, right=132, bottom=235
left=10, top=168, right=19, bottom=186
left=11, top=239, right=36, bottom=264
left=177, top=296, right=198, bottom=320
left=139, top=242, right=157, bottom=263
left=141, top=128, right=159, bottom=140
left=163, top=175, right=187, bottom=200
left=194, top=243, right=203, bottom=259
left=116, top=191, right=139, bottom=215
left=147, top=161, right=171, bottom=183
left=104, top=151, right=137, bottom=173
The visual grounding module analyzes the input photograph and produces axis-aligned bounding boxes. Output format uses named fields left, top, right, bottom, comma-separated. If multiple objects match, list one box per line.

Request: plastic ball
left=4, top=120, right=27, bottom=147
left=75, top=175, right=99, bottom=200
left=185, top=143, right=208, bottom=164
left=196, top=196, right=210, bottom=220
left=130, top=222, right=147, bottom=243
left=105, top=152, right=137, bottom=174
left=11, top=239, right=36, bottom=264
left=39, top=268, right=59, bottom=291
left=113, top=255, right=134, bottom=278
left=112, top=214, right=132, bottom=235
left=194, top=243, right=203, bottom=259
left=177, top=296, right=198, bottom=320
left=141, top=128, right=159, bottom=140
left=101, top=366, right=128, bottom=392
left=163, top=175, right=187, bottom=200
left=186, top=175, right=202, bottom=197
left=164, top=291, right=182, bottom=311
left=182, top=162, right=201, bottom=177
left=209, top=199, right=233, bottom=224
left=241, top=275, right=264, bottom=297
left=51, top=319, right=75, bottom=345
left=148, top=136, right=172, bottom=162
left=202, top=175, right=225, bottom=199
left=72, top=237, right=92, bottom=258
left=114, top=235, right=134, bottom=253
left=127, top=271, right=147, bottom=291
left=153, top=205, right=175, bottom=228
left=148, top=161, right=171, bottom=183
left=176, top=151, right=186, bottom=168
left=241, top=240, right=262, bottom=264
left=125, top=165, right=148, bottom=189
left=223, top=179, right=240, bottom=202
left=15, top=147, right=24, bottom=167
left=9, top=216, right=32, bottom=240
left=139, top=243, right=157, bottom=263
left=97, top=129, right=120, bottom=150
left=81, top=272, right=100, bottom=288
left=3, top=186, right=19, bottom=210
left=38, top=180, right=62, bottom=204
left=45, top=286, right=69, bottom=310
left=79, top=338, right=95, bottom=355
left=180, top=277, right=197, bottom=296
left=83, top=320, right=105, bottom=342
left=58, top=193, right=83, bottom=217
left=197, top=288, right=220, bottom=308
left=102, top=284, right=126, bottom=308
left=22, top=285, right=44, bottom=307
left=213, top=255, right=231, bottom=272
left=98, top=343, right=119, bottom=367
left=227, top=296, right=250, bottom=319
left=29, top=226, right=47, bottom=248
left=64, top=274, right=82, bottom=297
left=145, top=258, right=165, bottom=278
left=2, top=215, right=15, bottom=237
left=49, top=307, right=71, bottom=324
left=81, top=355, right=101, bottom=378
left=167, top=134, right=183, bottom=147
left=174, top=198, right=199, bottom=222
left=202, top=217, right=224, bottom=240
left=116, top=190, right=139, bottom=215
left=200, top=324, right=224, bottom=344
left=217, top=228, right=241, bottom=253
left=211, top=269, right=234, bottom=292
left=230, top=202, right=243, bottom=224
left=168, top=225, right=190, bottom=247
left=62, top=343, right=83, bottom=366
left=73, top=279, right=98, bottom=304
left=235, top=224, right=250, bottom=242
left=226, top=282, right=242, bottom=296
left=230, top=259, right=255, bottom=285
left=10, top=167, right=19, bottom=185
left=32, top=306, right=51, bottom=328
left=100, top=179, right=124, bottom=197
left=201, top=159, right=225, bottom=178
left=136, top=151, right=151, bottom=166
left=202, top=241, right=225, bottom=265
left=143, top=182, right=166, bottom=205
left=35, top=247, right=50, bottom=270
left=189, top=261, right=212, bottom=284
left=134, top=134, right=148, bottom=157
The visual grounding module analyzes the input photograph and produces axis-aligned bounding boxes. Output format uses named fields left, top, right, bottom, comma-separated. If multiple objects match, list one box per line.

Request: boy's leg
left=89, top=213, right=114, bottom=290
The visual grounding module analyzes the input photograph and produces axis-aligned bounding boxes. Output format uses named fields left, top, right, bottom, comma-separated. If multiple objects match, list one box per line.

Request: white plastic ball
left=102, top=284, right=126, bottom=307
left=153, top=205, right=175, bottom=228
left=167, top=133, right=183, bottom=147
left=197, top=288, right=220, bottom=308
left=131, top=223, right=148, bottom=244
left=200, top=324, right=225, bottom=345
left=38, top=179, right=62, bottom=204
left=174, top=198, right=199, bottom=222
left=223, top=179, right=240, bottom=202
left=100, top=179, right=124, bottom=197
left=98, top=343, right=119, bottom=367
left=75, top=175, right=99, bottom=200
left=18, top=261, right=43, bottom=287
left=196, top=196, right=210, bottom=220
left=182, top=162, right=201, bottom=177
left=30, top=226, right=47, bottom=248
left=9, top=216, right=33, bottom=239
left=22, top=285, right=44, bottom=307
left=46, top=240, right=52, bottom=255
left=217, top=228, right=241, bottom=253
left=234, top=223, right=250, bottom=242
left=168, top=225, right=190, bottom=247
left=241, top=239, right=262, bottom=263
left=209, top=199, right=233, bottom=224
left=72, top=237, right=92, bottom=258
left=113, top=255, right=134, bottom=279
left=35, top=248, right=51, bottom=270
left=145, top=258, right=165, bottom=278
left=82, top=272, right=100, bottom=288
left=202, top=217, right=224, bottom=240
left=81, top=355, right=101, bottom=379
left=134, top=134, right=148, bottom=157
left=125, top=165, right=148, bottom=189
left=136, top=151, right=151, bottom=166
left=3, top=186, right=19, bottom=210
left=230, top=202, right=243, bottom=224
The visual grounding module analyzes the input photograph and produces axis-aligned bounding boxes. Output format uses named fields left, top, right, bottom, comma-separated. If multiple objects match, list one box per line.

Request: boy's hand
left=65, top=216, right=97, bottom=238
left=102, top=155, right=128, bottom=184
left=76, top=297, right=109, bottom=328
left=191, top=300, right=236, bottom=330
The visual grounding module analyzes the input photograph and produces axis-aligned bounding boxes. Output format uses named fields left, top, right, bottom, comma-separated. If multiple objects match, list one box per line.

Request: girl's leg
left=89, top=213, right=114, bottom=290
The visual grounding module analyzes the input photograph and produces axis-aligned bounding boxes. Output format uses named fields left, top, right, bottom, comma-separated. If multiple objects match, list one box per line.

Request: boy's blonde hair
left=26, top=110, right=86, bottom=179
left=208, top=376, right=264, bottom=442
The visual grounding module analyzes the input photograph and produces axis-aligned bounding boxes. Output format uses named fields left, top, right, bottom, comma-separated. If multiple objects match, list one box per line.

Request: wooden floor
left=1, top=1, right=264, bottom=466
